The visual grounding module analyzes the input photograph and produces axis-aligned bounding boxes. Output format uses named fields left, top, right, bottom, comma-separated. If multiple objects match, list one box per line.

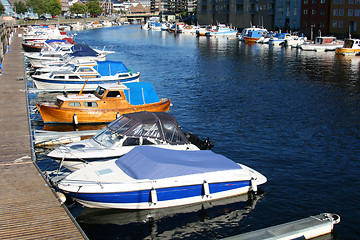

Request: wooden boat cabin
left=36, top=82, right=171, bottom=124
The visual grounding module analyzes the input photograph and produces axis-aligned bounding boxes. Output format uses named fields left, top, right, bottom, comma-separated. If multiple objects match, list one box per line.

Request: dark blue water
left=34, top=25, right=360, bottom=239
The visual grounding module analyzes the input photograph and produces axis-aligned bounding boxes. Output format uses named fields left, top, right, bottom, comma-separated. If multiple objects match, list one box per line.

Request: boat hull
left=335, top=48, right=360, bottom=55
left=32, top=73, right=140, bottom=90
left=22, top=43, right=42, bottom=52
left=36, top=98, right=171, bottom=123
left=243, top=37, right=260, bottom=43
left=64, top=180, right=251, bottom=209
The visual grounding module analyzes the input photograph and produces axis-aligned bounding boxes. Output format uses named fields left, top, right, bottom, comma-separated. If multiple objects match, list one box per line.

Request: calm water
left=32, top=25, right=360, bottom=239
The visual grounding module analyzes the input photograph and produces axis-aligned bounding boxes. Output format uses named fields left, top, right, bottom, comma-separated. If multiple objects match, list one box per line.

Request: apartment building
left=274, top=0, right=301, bottom=30
left=300, top=0, right=330, bottom=38
left=329, top=0, right=360, bottom=37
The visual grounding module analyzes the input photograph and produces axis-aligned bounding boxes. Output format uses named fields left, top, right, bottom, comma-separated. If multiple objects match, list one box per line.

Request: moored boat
left=243, top=29, right=268, bottom=43
left=47, top=111, right=211, bottom=171
left=205, top=24, right=237, bottom=37
left=57, top=145, right=267, bottom=209
left=335, top=38, right=360, bottom=55
left=301, top=36, right=343, bottom=51
left=32, top=60, right=140, bottom=90
left=36, top=82, right=170, bottom=124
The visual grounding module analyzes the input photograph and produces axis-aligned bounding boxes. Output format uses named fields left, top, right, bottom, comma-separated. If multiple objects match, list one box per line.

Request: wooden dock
left=0, top=29, right=87, bottom=239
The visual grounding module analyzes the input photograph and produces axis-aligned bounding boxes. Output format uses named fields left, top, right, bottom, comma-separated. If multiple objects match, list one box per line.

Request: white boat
left=102, top=21, right=112, bottom=27
left=23, top=25, right=68, bottom=42
left=205, top=24, right=237, bottom=37
left=27, top=44, right=113, bottom=68
left=71, top=22, right=84, bottom=31
left=57, top=145, right=267, bottom=209
left=32, top=60, right=140, bottom=90
left=301, top=36, right=344, bottom=52
left=284, top=35, right=307, bottom=47
left=181, top=25, right=201, bottom=35
left=268, top=33, right=292, bottom=45
left=32, top=60, right=97, bottom=75
left=196, top=25, right=216, bottom=36
left=47, top=111, right=212, bottom=171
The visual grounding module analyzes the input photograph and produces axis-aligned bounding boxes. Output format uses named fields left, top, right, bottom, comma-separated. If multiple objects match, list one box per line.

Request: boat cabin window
left=130, top=123, right=160, bottom=138
left=163, top=122, right=183, bottom=143
left=95, top=86, right=106, bottom=98
left=68, top=102, right=81, bottom=107
left=93, top=128, right=123, bottom=148
left=142, top=138, right=155, bottom=145
left=345, top=40, right=354, bottom=48
left=122, top=137, right=140, bottom=146
left=55, top=99, right=63, bottom=107
left=83, top=102, right=98, bottom=107
left=69, top=75, right=81, bottom=79
left=106, top=91, right=122, bottom=98
left=53, top=75, right=65, bottom=79
left=77, top=67, right=94, bottom=73
left=118, top=73, right=130, bottom=77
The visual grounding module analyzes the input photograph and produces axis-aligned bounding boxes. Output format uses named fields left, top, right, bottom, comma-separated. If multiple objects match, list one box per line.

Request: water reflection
left=74, top=192, right=264, bottom=240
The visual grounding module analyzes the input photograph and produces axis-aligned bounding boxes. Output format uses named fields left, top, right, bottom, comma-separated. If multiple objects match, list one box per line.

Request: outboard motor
left=185, top=132, right=214, bottom=150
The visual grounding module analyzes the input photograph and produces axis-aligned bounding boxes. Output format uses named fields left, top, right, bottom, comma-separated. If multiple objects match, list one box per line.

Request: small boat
left=301, top=36, right=343, bottom=51
left=32, top=60, right=97, bottom=76
left=243, top=29, right=268, bottom=43
left=47, top=111, right=211, bottom=171
left=205, top=24, right=238, bottom=37
left=22, top=40, right=44, bottom=52
left=268, top=33, right=292, bottom=45
left=238, top=26, right=267, bottom=41
left=32, top=60, right=140, bottom=90
left=196, top=25, right=216, bottom=37
left=36, top=82, right=170, bottom=124
left=335, top=38, right=360, bottom=55
left=168, top=22, right=185, bottom=33
left=57, top=145, right=267, bottom=209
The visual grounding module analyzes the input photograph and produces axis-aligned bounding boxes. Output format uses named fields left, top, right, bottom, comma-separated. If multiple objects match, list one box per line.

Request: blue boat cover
left=115, top=146, right=242, bottom=180
left=93, top=61, right=129, bottom=76
left=45, top=39, right=66, bottom=44
left=123, top=82, right=160, bottom=105
left=70, top=44, right=98, bottom=57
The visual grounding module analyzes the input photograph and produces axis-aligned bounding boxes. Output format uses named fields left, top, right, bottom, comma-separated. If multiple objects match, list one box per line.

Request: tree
left=14, top=1, right=27, bottom=14
left=70, top=3, right=86, bottom=15
left=86, top=0, right=103, bottom=16
left=26, top=0, right=46, bottom=16
left=45, top=0, right=61, bottom=16
left=0, top=2, right=5, bottom=15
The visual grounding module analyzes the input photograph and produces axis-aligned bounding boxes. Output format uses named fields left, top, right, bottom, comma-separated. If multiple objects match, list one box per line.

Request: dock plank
left=0, top=29, right=86, bottom=239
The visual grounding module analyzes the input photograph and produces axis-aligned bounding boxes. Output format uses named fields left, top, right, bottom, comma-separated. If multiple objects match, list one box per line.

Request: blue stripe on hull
left=68, top=181, right=250, bottom=204
left=33, top=76, right=140, bottom=85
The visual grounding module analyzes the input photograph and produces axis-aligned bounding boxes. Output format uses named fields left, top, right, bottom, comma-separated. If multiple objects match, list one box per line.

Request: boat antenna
left=79, top=77, right=90, bottom=95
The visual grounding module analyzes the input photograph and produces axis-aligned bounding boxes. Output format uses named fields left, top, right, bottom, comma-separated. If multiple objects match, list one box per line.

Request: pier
left=0, top=27, right=87, bottom=239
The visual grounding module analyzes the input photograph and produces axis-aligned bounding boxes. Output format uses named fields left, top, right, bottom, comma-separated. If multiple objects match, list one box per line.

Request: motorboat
left=284, top=35, right=307, bottom=48
left=32, top=60, right=140, bottom=90
left=71, top=22, right=84, bottom=31
left=28, top=44, right=114, bottom=68
left=168, top=22, right=185, bottom=33
left=102, top=21, right=113, bottom=27
left=268, top=33, right=292, bottom=45
left=36, top=81, right=169, bottom=124
left=32, top=60, right=97, bottom=76
left=181, top=25, right=201, bottom=35
left=205, top=24, right=238, bottom=37
left=335, top=38, right=360, bottom=55
left=47, top=111, right=212, bottom=171
left=243, top=29, right=268, bottom=43
left=301, top=36, right=343, bottom=51
left=238, top=26, right=267, bottom=41
left=24, top=43, right=114, bottom=68
left=22, top=25, right=68, bottom=42
left=57, top=145, right=267, bottom=209
left=22, top=37, right=75, bottom=53
left=196, top=25, right=216, bottom=37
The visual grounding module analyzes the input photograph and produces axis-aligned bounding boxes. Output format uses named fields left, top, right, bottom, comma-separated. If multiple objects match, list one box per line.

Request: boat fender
left=56, top=191, right=66, bottom=203
left=116, top=112, right=120, bottom=118
left=202, top=180, right=210, bottom=197
left=150, top=188, right=157, bottom=205
left=73, top=114, right=78, bottom=126
left=250, top=178, right=258, bottom=193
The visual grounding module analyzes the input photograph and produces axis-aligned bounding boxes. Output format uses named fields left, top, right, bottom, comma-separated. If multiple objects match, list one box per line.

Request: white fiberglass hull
left=301, top=44, right=343, bottom=51
left=32, top=73, right=140, bottom=90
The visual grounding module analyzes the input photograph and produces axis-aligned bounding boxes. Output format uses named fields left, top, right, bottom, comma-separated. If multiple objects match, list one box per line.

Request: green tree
left=45, top=0, right=61, bottom=16
left=14, top=1, right=27, bottom=14
left=86, top=0, right=103, bottom=16
left=0, top=2, right=5, bottom=15
left=69, top=3, right=86, bottom=15
left=26, top=0, right=46, bottom=16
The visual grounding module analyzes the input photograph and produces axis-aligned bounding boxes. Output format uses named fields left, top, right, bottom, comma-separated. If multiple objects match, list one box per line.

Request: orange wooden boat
left=36, top=82, right=171, bottom=124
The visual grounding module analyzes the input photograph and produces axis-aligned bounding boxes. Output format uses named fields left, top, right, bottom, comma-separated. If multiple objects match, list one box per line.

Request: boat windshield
left=163, top=122, right=184, bottom=143
left=92, top=128, right=123, bottom=148
left=130, top=123, right=160, bottom=138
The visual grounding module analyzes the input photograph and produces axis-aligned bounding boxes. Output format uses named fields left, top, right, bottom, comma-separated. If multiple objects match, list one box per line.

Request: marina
left=3, top=22, right=360, bottom=239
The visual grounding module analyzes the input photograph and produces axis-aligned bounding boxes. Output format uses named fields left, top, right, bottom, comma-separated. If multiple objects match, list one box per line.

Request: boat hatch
left=55, top=99, right=64, bottom=107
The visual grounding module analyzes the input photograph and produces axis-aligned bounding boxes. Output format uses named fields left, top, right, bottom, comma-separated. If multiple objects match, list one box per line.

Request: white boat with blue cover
left=205, top=24, right=238, bottom=37
left=57, top=146, right=267, bottom=209
left=32, top=60, right=140, bottom=90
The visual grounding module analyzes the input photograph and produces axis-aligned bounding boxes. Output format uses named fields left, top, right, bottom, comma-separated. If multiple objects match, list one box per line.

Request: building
left=329, top=0, right=360, bottom=37
left=300, top=0, right=330, bottom=38
left=197, top=0, right=276, bottom=30
left=274, top=0, right=301, bottom=31
left=60, top=0, right=70, bottom=12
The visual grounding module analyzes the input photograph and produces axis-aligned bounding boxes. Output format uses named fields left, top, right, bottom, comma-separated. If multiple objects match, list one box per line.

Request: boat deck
left=0, top=29, right=87, bottom=239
